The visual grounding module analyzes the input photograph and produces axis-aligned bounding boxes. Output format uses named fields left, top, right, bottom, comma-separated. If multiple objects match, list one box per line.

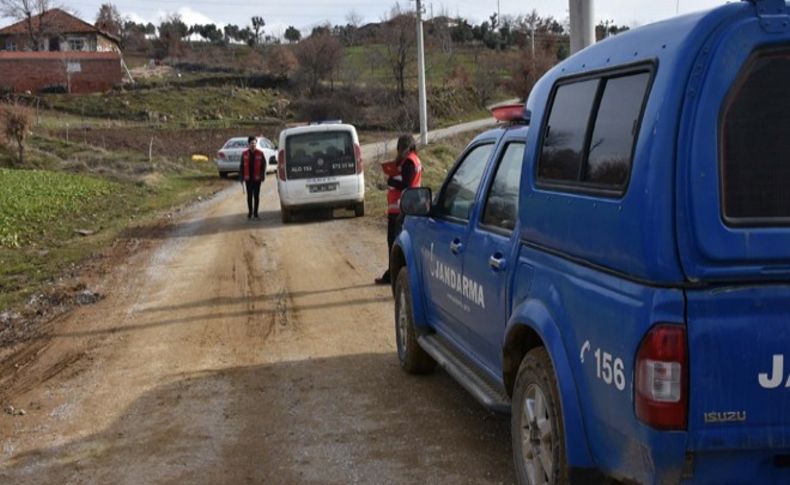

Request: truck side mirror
left=401, top=188, right=432, bottom=216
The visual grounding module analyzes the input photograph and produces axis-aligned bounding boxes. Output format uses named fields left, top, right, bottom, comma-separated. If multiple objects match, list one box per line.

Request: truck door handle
left=450, top=238, right=463, bottom=255
left=489, top=253, right=507, bottom=271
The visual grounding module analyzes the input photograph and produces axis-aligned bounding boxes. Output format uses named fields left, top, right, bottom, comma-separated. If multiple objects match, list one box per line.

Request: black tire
left=394, top=269, right=436, bottom=374
left=354, top=202, right=365, bottom=217
left=512, top=347, right=568, bottom=485
left=219, top=171, right=228, bottom=179
left=281, top=208, right=293, bottom=223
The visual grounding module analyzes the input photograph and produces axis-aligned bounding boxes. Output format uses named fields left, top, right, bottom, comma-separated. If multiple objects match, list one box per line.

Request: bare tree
left=0, top=0, right=59, bottom=51
left=294, top=33, right=343, bottom=96
left=95, top=3, right=122, bottom=38
left=158, top=13, right=188, bottom=58
left=265, top=45, right=298, bottom=79
left=2, top=102, right=32, bottom=165
left=345, top=9, right=362, bottom=46
left=251, top=16, right=265, bottom=46
left=508, top=47, right=556, bottom=101
left=471, top=51, right=505, bottom=108
left=432, top=5, right=453, bottom=53
left=379, top=5, right=416, bottom=99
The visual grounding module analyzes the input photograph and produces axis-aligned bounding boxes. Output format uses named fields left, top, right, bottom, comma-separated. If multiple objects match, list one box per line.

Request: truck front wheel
left=512, top=347, right=568, bottom=485
left=394, top=269, right=436, bottom=374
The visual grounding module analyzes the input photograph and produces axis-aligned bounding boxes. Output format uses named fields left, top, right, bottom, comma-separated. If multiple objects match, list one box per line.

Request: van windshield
left=285, top=131, right=356, bottom=179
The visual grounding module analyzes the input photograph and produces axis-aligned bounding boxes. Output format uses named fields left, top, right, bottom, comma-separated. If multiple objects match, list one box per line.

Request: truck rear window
left=285, top=131, right=355, bottom=180
left=722, top=50, right=790, bottom=224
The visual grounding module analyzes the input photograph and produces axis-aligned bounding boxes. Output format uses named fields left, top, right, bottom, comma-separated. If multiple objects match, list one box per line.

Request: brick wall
left=0, top=52, right=122, bottom=94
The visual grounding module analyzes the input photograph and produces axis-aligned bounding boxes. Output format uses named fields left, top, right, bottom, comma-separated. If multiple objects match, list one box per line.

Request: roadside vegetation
left=0, top=138, right=219, bottom=311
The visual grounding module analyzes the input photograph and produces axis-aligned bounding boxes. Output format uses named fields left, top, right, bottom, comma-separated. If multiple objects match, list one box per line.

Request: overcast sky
left=3, top=1, right=727, bottom=38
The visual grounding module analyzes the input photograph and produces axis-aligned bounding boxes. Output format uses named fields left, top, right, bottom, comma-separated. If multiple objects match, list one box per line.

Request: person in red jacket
left=375, top=134, right=423, bottom=285
left=239, top=136, right=266, bottom=219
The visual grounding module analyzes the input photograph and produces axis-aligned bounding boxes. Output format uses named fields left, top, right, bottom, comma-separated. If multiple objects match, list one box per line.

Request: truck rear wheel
left=354, top=202, right=365, bottom=217
left=512, top=347, right=568, bottom=485
left=281, top=208, right=293, bottom=223
left=219, top=171, right=228, bottom=179
left=394, top=269, right=436, bottom=374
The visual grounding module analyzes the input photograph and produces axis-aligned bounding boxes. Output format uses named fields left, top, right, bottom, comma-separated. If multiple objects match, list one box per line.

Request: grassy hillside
left=44, top=86, right=285, bottom=124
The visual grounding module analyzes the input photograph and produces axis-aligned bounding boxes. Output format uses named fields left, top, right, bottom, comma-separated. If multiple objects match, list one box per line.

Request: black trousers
left=245, top=180, right=262, bottom=216
left=381, top=213, right=403, bottom=280
left=387, top=213, right=403, bottom=252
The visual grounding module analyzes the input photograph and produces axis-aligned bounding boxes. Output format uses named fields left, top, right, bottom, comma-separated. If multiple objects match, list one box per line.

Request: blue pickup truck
left=390, top=1, right=790, bottom=483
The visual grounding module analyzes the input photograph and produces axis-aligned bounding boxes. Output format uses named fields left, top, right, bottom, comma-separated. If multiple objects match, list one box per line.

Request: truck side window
left=586, top=72, right=650, bottom=186
left=538, top=69, right=652, bottom=193
left=723, top=50, right=790, bottom=224
left=538, top=79, right=599, bottom=182
left=435, top=143, right=495, bottom=222
left=482, top=142, right=525, bottom=232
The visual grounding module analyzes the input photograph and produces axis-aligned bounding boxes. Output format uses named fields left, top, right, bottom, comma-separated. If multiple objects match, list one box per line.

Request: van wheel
left=394, top=269, right=436, bottom=374
left=354, top=202, right=365, bottom=217
left=219, top=171, right=228, bottom=179
left=281, top=208, right=293, bottom=223
left=512, top=347, right=568, bottom=485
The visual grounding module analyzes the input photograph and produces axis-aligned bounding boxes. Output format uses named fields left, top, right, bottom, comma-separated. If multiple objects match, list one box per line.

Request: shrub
left=265, top=46, right=298, bottom=80
left=1, top=103, right=32, bottom=165
left=292, top=96, right=353, bottom=123
left=507, top=47, right=556, bottom=101
left=39, top=84, right=68, bottom=94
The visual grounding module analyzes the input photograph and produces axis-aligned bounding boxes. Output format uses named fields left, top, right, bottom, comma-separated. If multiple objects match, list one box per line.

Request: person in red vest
left=238, top=136, right=266, bottom=219
left=375, top=134, right=423, bottom=285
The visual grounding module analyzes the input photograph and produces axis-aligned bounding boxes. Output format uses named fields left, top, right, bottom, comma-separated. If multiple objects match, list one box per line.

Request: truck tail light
left=218, top=151, right=225, bottom=160
left=635, top=324, right=688, bottom=430
left=277, top=149, right=286, bottom=181
left=354, top=143, right=363, bottom=174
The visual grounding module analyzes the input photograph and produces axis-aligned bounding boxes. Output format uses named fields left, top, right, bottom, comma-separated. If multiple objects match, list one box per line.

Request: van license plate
left=309, top=183, right=338, bottom=193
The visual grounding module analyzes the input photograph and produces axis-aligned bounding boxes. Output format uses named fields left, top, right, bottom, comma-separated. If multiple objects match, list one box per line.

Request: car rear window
left=285, top=131, right=356, bottom=179
left=722, top=49, right=790, bottom=225
left=224, top=139, right=248, bottom=149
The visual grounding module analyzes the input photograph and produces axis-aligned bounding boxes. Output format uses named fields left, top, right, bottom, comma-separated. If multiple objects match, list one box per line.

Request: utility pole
left=569, top=0, right=595, bottom=54
left=415, top=0, right=428, bottom=145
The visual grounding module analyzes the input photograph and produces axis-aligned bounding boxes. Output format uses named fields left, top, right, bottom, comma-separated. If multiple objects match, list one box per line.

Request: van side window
left=482, top=142, right=525, bottom=232
left=722, top=50, right=790, bottom=224
left=435, top=143, right=495, bottom=222
left=538, top=79, right=599, bottom=181
left=538, top=69, right=652, bottom=193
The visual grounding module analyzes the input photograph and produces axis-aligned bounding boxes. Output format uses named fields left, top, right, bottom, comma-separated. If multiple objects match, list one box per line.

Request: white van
left=276, top=122, right=365, bottom=223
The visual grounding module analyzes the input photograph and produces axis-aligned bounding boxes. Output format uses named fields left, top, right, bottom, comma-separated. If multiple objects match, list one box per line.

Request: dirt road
left=0, top=177, right=514, bottom=483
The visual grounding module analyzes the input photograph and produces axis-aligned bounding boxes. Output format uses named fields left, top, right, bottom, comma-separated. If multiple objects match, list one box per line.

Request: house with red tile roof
left=0, top=10, right=125, bottom=93
left=0, top=8, right=120, bottom=53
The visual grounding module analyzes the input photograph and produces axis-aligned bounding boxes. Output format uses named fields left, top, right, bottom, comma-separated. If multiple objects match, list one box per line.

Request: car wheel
left=281, top=208, right=293, bottom=223
left=512, top=347, right=568, bottom=485
left=354, top=202, right=365, bottom=217
left=394, top=269, right=436, bottom=374
left=219, top=171, right=228, bottom=179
